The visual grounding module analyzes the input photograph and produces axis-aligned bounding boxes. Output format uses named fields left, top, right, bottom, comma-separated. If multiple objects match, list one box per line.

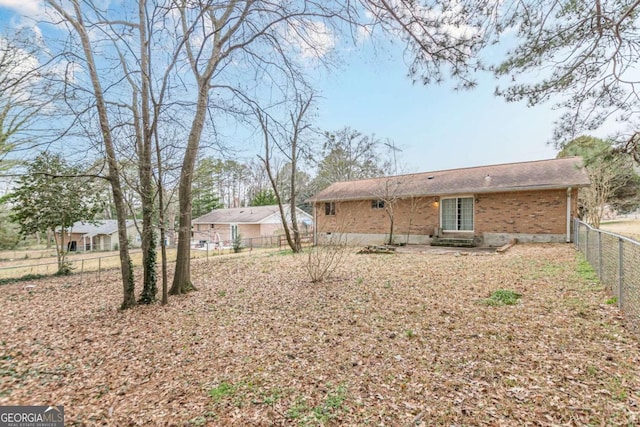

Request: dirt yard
left=1, top=244, right=639, bottom=426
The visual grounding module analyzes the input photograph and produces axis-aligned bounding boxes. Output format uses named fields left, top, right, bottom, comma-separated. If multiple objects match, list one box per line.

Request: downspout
left=566, top=187, right=572, bottom=243
left=313, top=203, right=318, bottom=245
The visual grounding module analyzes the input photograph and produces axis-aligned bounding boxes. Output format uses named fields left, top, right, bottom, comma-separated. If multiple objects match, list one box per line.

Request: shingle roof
left=71, top=220, right=135, bottom=236
left=308, top=157, right=590, bottom=202
left=193, top=205, right=283, bottom=224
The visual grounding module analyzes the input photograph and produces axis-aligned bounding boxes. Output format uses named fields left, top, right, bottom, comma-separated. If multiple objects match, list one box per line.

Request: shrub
left=305, top=236, right=348, bottom=283
left=54, top=261, right=75, bottom=276
left=232, top=234, right=243, bottom=253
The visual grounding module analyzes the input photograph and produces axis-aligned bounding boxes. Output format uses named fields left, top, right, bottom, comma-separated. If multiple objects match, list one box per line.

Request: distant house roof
left=70, top=220, right=135, bottom=237
left=193, top=205, right=312, bottom=225
left=308, top=157, right=590, bottom=202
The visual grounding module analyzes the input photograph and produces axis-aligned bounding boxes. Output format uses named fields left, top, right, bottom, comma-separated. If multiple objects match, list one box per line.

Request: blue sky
left=1, top=1, right=568, bottom=174
left=313, top=43, right=562, bottom=173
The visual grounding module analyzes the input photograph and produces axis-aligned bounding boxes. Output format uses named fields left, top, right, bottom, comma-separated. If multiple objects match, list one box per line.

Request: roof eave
left=309, top=183, right=590, bottom=202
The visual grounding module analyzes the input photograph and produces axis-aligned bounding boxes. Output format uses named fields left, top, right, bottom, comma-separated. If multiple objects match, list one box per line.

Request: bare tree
left=38, top=0, right=508, bottom=302
left=0, top=33, right=57, bottom=167
left=47, top=0, right=137, bottom=309
left=168, top=1, right=224, bottom=295
left=257, top=93, right=313, bottom=253
left=245, top=159, right=271, bottom=203
left=311, top=128, right=390, bottom=192
left=47, top=0, right=204, bottom=305
left=405, top=196, right=420, bottom=244
left=580, top=154, right=635, bottom=228
left=372, top=177, right=404, bottom=245
left=168, top=1, right=364, bottom=290
left=153, top=133, right=182, bottom=305
left=558, top=136, right=640, bottom=226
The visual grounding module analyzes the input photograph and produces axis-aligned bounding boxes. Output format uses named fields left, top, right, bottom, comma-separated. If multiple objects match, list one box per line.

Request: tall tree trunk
left=48, top=0, right=136, bottom=308
left=259, top=113, right=297, bottom=253
left=170, top=83, right=209, bottom=295
left=288, top=130, right=301, bottom=252
left=137, top=0, right=157, bottom=304
left=154, top=126, right=169, bottom=305
left=258, top=94, right=312, bottom=253
left=385, top=206, right=395, bottom=245
left=284, top=96, right=313, bottom=252
left=51, top=226, right=62, bottom=271
left=158, top=189, right=169, bottom=306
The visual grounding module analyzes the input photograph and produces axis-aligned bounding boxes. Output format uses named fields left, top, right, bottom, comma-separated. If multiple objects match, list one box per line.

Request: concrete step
left=430, top=238, right=476, bottom=248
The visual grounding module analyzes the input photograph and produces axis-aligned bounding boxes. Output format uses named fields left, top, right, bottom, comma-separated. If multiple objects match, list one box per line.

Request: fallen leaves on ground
left=1, top=244, right=639, bottom=426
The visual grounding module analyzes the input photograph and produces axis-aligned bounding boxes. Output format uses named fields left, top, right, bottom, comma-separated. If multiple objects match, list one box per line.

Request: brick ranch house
left=61, top=220, right=141, bottom=252
left=192, top=205, right=313, bottom=247
left=308, top=157, right=590, bottom=247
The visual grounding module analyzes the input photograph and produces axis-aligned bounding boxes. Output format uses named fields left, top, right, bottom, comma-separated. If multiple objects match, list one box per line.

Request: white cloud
left=0, top=0, right=42, bottom=17
left=50, top=59, right=82, bottom=85
left=366, top=0, right=478, bottom=43
left=284, top=19, right=336, bottom=60
left=356, top=25, right=374, bottom=46
left=0, top=38, right=41, bottom=104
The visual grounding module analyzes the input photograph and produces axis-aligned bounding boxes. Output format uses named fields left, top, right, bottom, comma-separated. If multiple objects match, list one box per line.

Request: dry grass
left=601, top=219, right=640, bottom=242
left=0, top=248, right=58, bottom=260
left=1, top=244, right=639, bottom=426
left=0, top=248, right=230, bottom=279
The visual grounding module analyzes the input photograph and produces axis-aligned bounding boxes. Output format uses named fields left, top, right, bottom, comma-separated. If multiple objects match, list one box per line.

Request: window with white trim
left=441, top=197, right=474, bottom=231
left=371, top=200, right=385, bottom=209
left=325, top=202, right=336, bottom=216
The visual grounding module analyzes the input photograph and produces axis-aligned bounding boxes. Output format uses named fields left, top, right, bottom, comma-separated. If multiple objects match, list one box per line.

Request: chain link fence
left=0, top=233, right=313, bottom=281
left=574, top=219, right=640, bottom=335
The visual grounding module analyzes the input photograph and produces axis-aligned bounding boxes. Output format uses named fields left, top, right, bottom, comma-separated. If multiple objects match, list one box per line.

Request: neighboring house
left=192, top=205, right=314, bottom=246
left=61, top=220, right=141, bottom=252
left=307, top=157, right=590, bottom=247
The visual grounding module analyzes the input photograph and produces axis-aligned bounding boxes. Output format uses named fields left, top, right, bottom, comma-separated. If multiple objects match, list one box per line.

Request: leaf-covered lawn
left=1, top=244, right=639, bottom=426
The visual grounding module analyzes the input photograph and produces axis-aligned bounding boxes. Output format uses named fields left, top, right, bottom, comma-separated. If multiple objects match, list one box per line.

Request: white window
left=371, top=200, right=385, bottom=209
left=231, top=224, right=238, bottom=240
left=441, top=197, right=474, bottom=231
left=324, top=202, right=336, bottom=216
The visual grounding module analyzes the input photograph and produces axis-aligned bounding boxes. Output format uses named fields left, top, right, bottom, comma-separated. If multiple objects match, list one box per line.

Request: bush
left=306, top=236, right=348, bottom=283
left=232, top=234, right=243, bottom=253
left=54, top=261, right=75, bottom=276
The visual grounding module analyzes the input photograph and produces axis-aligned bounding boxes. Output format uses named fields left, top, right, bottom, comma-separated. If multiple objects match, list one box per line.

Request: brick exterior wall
left=317, top=198, right=439, bottom=236
left=475, top=189, right=575, bottom=234
left=315, top=188, right=580, bottom=243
